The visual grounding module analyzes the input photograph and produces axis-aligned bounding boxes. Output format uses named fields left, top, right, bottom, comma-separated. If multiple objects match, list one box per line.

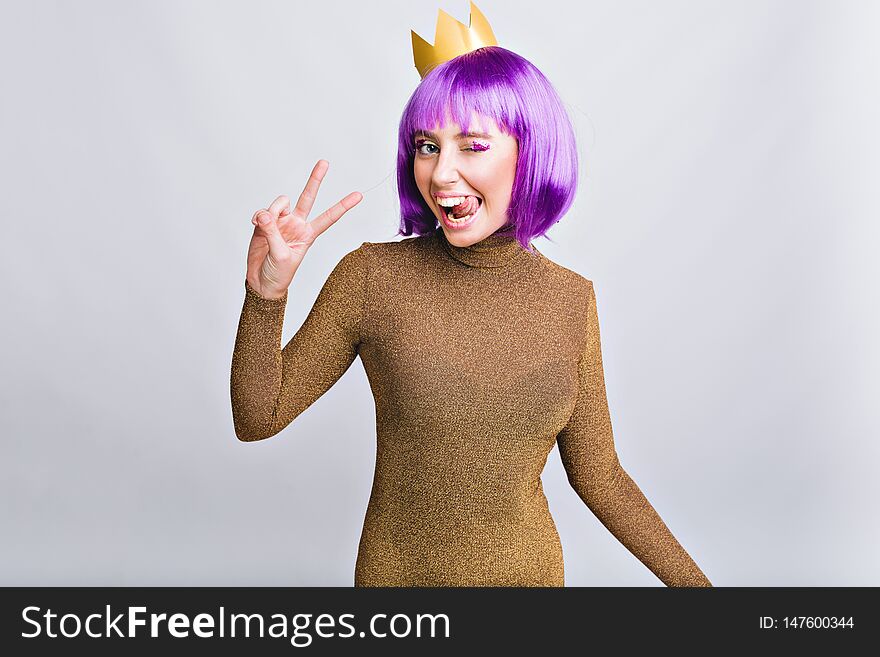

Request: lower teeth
left=446, top=205, right=478, bottom=223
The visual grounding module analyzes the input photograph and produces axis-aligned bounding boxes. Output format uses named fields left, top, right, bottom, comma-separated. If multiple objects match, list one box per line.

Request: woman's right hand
left=246, top=160, right=363, bottom=299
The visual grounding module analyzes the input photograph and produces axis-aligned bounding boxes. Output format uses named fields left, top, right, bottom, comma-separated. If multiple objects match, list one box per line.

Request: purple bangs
left=395, top=46, right=578, bottom=251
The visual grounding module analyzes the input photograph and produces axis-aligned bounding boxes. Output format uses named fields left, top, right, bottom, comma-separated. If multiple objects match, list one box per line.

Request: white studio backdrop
left=1, top=0, right=878, bottom=585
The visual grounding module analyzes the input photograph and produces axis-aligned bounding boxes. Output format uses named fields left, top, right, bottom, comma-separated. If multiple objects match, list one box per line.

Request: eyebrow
left=414, top=129, right=493, bottom=140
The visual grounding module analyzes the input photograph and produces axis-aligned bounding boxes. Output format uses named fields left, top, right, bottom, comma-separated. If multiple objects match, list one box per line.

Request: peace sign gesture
left=245, top=160, right=363, bottom=299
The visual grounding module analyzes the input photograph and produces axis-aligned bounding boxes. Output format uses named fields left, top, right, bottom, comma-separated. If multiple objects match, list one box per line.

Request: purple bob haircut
left=396, top=46, right=578, bottom=252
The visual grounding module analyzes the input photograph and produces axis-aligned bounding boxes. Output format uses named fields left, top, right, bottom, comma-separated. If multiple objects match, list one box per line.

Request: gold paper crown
left=411, top=1, right=498, bottom=80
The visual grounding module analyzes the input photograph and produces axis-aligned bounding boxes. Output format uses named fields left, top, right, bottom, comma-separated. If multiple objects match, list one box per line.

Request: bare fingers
left=268, top=195, right=290, bottom=218
left=307, top=191, right=364, bottom=238
left=291, top=160, right=330, bottom=220
left=252, top=160, right=358, bottom=239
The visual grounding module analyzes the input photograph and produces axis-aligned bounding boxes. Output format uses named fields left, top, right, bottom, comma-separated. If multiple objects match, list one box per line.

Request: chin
left=439, top=206, right=493, bottom=242
left=441, top=221, right=483, bottom=247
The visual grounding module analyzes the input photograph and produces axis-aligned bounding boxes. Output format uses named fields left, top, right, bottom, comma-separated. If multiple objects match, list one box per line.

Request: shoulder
left=331, top=233, right=424, bottom=266
left=353, top=232, right=435, bottom=268
left=360, top=232, right=432, bottom=254
left=531, top=249, right=595, bottom=297
left=325, top=234, right=434, bottom=289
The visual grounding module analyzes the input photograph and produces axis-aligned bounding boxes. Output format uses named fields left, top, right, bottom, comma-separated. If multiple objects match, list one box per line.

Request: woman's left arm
left=556, top=281, right=712, bottom=587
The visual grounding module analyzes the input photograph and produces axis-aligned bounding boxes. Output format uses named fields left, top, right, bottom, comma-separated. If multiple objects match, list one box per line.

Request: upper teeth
left=436, top=196, right=473, bottom=207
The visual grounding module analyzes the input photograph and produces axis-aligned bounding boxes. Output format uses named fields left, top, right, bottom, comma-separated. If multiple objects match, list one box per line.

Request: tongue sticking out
left=450, top=196, right=480, bottom=218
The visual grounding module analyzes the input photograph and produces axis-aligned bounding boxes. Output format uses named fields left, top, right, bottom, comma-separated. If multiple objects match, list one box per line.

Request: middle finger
left=292, top=160, right=329, bottom=219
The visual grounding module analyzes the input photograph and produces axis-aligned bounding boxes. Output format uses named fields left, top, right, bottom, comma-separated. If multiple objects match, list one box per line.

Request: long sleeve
left=230, top=243, right=371, bottom=442
left=556, top=281, right=712, bottom=587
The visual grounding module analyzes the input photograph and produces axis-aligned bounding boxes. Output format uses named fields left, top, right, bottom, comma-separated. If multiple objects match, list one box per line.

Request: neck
left=435, top=225, right=534, bottom=269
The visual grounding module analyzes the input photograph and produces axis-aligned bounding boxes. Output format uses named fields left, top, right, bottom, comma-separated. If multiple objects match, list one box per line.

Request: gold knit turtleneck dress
left=230, top=226, right=712, bottom=587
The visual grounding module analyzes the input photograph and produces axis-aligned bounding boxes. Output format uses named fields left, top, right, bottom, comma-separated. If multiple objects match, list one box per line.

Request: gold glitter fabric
left=231, top=226, right=712, bottom=587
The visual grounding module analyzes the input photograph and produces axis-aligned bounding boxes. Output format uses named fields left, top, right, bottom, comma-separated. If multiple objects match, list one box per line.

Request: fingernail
left=258, top=214, right=269, bottom=225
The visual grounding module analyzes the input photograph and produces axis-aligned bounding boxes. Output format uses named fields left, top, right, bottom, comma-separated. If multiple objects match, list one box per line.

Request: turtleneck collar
left=434, top=225, right=534, bottom=269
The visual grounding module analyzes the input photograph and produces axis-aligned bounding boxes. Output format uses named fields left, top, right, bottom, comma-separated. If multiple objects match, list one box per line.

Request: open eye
left=415, top=141, right=439, bottom=155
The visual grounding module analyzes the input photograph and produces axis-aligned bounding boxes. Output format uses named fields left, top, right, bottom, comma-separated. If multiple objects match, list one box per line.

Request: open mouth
left=438, top=196, right=482, bottom=224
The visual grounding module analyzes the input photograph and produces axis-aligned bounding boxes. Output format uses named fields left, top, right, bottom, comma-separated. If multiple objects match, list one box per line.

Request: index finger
left=291, top=159, right=329, bottom=220
left=308, top=191, right=364, bottom=238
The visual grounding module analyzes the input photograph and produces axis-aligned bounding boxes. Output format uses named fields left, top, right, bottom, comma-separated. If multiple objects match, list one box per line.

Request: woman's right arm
left=230, top=245, right=371, bottom=441
left=230, top=160, right=365, bottom=441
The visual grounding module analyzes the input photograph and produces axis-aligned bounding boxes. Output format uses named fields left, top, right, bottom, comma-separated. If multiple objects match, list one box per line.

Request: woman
left=230, top=35, right=711, bottom=587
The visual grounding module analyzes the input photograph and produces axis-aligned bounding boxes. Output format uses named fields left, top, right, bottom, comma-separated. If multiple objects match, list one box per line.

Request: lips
left=434, top=192, right=481, bottom=199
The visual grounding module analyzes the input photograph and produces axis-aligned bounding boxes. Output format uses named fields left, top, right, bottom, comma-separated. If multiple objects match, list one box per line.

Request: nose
left=430, top=147, right=462, bottom=188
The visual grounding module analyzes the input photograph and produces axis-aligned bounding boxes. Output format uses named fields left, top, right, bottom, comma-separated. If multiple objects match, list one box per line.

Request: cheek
left=476, top=166, right=512, bottom=204
left=414, top=158, right=435, bottom=180
left=413, top=161, right=429, bottom=193
left=495, top=159, right=517, bottom=204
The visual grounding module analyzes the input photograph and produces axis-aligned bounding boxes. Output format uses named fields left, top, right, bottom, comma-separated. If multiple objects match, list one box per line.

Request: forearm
left=230, top=280, right=288, bottom=441
left=579, top=464, right=712, bottom=587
